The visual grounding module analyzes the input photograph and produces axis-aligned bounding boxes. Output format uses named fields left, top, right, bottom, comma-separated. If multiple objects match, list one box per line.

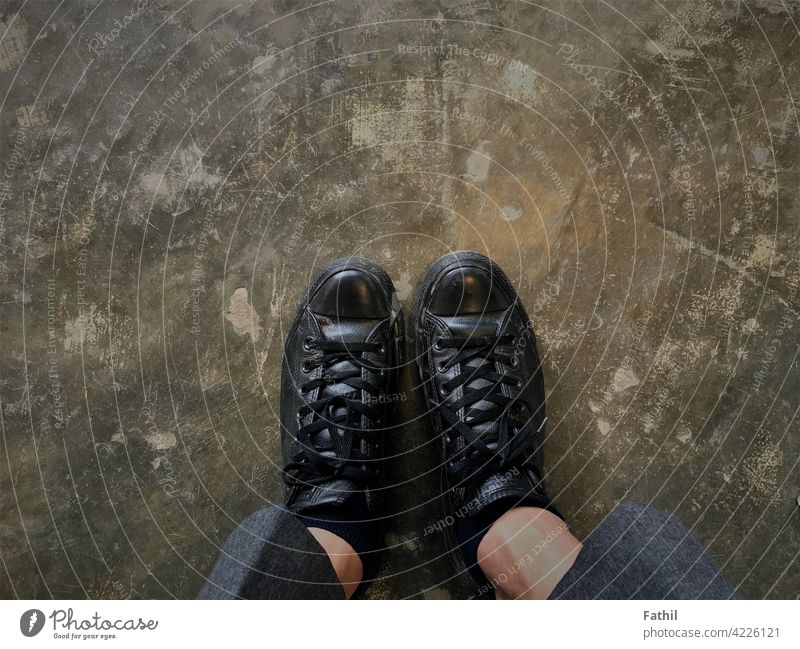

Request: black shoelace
left=284, top=338, right=385, bottom=487
left=436, top=333, right=539, bottom=484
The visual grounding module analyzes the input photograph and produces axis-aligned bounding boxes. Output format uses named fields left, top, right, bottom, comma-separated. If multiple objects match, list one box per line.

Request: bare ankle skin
left=477, top=506, right=583, bottom=599
left=307, top=528, right=364, bottom=599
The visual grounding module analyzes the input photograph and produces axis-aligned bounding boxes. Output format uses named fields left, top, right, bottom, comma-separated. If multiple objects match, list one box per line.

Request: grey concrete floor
left=1, top=0, right=798, bottom=599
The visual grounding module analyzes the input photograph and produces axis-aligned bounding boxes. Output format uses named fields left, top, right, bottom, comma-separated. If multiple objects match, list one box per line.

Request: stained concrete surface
left=0, top=0, right=798, bottom=599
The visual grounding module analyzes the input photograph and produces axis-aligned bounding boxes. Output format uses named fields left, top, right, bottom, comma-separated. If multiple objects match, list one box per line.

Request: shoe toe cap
left=309, top=269, right=390, bottom=318
left=428, top=266, right=512, bottom=316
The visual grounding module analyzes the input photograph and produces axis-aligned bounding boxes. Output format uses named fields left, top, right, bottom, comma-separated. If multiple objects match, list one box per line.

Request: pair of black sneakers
left=280, top=251, right=555, bottom=592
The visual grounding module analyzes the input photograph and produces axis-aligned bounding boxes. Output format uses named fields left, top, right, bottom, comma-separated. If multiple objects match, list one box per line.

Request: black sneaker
left=412, top=251, right=555, bottom=592
left=280, top=257, right=403, bottom=518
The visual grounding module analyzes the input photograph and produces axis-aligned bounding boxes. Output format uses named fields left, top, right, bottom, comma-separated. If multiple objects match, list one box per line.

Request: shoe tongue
left=310, top=316, right=383, bottom=456
left=439, top=313, right=504, bottom=445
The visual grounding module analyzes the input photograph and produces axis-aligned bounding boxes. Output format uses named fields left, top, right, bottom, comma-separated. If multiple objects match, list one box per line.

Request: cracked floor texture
left=0, top=0, right=798, bottom=599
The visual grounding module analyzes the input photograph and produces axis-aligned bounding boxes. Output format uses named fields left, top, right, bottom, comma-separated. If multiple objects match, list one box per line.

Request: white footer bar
left=1, top=600, right=796, bottom=648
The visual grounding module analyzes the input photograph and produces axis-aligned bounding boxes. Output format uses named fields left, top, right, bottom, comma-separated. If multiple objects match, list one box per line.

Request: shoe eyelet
left=510, top=356, right=520, bottom=368
left=433, top=338, right=443, bottom=351
left=376, top=343, right=386, bottom=355
left=303, top=336, right=314, bottom=350
left=515, top=378, right=522, bottom=389
left=301, top=361, right=313, bottom=373
left=437, top=361, right=447, bottom=372
left=509, top=336, right=516, bottom=345
left=439, top=384, right=450, bottom=396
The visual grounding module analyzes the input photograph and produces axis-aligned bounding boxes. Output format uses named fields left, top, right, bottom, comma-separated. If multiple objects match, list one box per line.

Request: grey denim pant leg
left=198, top=506, right=346, bottom=599
left=551, top=502, right=735, bottom=599
left=198, top=501, right=734, bottom=599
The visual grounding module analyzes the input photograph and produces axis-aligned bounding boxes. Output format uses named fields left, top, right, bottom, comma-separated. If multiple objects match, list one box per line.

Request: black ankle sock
left=295, top=492, right=382, bottom=578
